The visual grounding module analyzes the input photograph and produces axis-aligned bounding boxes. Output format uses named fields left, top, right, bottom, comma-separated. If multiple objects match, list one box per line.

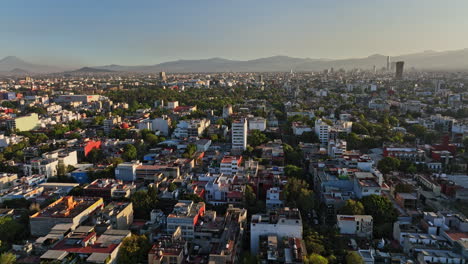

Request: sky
left=1, top=0, right=468, bottom=66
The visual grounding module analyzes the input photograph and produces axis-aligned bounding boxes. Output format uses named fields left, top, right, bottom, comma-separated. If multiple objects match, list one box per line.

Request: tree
left=183, top=144, right=197, bottom=158
left=0, top=252, right=16, bottom=264
left=248, top=129, right=268, bottom=147
left=340, top=200, right=365, bottom=215
left=117, top=235, right=150, bottom=264
left=283, top=178, right=314, bottom=213
left=394, top=183, right=414, bottom=194
left=122, top=144, right=137, bottom=161
left=305, top=253, right=328, bottom=264
left=144, top=133, right=159, bottom=146
left=131, top=186, right=159, bottom=219
left=361, top=195, right=398, bottom=238
left=86, top=148, right=104, bottom=164
left=0, top=216, right=26, bottom=244
left=284, top=165, right=304, bottom=178
left=345, top=251, right=364, bottom=264
left=377, top=157, right=401, bottom=174
left=352, top=123, right=369, bottom=135
left=408, top=124, right=427, bottom=139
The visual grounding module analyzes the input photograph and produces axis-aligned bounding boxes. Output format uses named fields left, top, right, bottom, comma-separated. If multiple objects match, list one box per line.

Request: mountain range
left=2, top=48, right=468, bottom=74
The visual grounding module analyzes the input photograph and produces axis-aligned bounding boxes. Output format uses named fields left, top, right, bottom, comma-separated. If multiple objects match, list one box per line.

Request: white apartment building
left=337, top=215, right=373, bottom=238
left=166, top=200, right=205, bottom=240
left=292, top=122, right=312, bottom=136
left=248, top=117, right=267, bottom=131
left=250, top=208, right=303, bottom=254
left=115, top=161, right=141, bottom=182
left=315, top=119, right=331, bottom=144
left=173, top=119, right=210, bottom=139
left=232, top=118, right=247, bottom=152
left=266, top=187, right=284, bottom=210
left=220, top=156, right=242, bottom=176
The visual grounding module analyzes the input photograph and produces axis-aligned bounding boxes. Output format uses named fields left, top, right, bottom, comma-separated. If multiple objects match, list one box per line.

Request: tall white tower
left=231, top=118, right=247, bottom=152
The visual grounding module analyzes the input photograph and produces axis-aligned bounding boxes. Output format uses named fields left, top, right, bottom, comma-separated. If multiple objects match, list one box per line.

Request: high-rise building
left=315, top=119, right=331, bottom=145
left=159, top=71, right=167, bottom=82
left=386, top=56, right=390, bottom=71
left=395, top=61, right=404, bottom=79
left=231, top=118, right=247, bottom=152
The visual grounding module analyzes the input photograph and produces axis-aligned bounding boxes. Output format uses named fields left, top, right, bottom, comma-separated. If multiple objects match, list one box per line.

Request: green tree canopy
left=345, top=251, right=364, bottom=264
left=377, top=157, right=401, bottom=174
left=248, top=129, right=268, bottom=147
left=305, top=253, right=328, bottom=264
left=122, top=144, right=137, bottom=161
left=340, top=200, right=365, bottom=215
left=117, top=235, right=150, bottom=264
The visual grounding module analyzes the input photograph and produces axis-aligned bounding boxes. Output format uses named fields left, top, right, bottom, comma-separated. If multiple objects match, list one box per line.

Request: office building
left=159, top=71, right=167, bottom=82
left=395, top=61, right=404, bottom=79
left=232, top=118, right=247, bottom=152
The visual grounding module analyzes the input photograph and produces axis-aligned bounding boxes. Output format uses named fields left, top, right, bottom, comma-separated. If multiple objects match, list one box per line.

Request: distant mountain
left=92, top=49, right=468, bottom=72
left=0, top=56, right=61, bottom=73
left=10, top=68, right=29, bottom=74
left=3, top=48, right=468, bottom=74
left=68, top=67, right=115, bottom=73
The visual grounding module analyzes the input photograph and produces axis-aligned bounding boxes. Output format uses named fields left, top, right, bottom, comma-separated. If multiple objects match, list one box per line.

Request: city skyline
left=2, top=0, right=468, bottom=66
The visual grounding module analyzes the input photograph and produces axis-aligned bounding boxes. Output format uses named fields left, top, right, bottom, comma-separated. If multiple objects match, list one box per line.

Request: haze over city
left=2, top=0, right=468, bottom=66
left=0, top=1, right=468, bottom=264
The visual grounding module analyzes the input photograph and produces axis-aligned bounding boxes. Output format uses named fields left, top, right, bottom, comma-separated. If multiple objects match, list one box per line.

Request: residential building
left=30, top=196, right=104, bottom=236
left=250, top=208, right=303, bottom=254
left=6, top=113, right=39, bottom=132
left=315, top=119, right=330, bottom=144
left=232, top=118, right=247, bottom=152
left=337, top=215, right=373, bottom=238
left=166, top=200, right=206, bottom=240
left=249, top=117, right=267, bottom=131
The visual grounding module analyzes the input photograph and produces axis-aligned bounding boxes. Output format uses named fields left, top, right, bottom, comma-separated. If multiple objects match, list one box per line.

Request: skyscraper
left=159, top=71, right=167, bottom=82
left=386, top=56, right=390, bottom=71
left=395, top=61, right=404, bottom=79
left=231, top=118, right=247, bottom=153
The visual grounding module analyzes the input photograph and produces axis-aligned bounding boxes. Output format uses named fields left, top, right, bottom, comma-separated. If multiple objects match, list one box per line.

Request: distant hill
left=69, top=67, right=116, bottom=73
left=3, top=48, right=468, bottom=74
left=92, top=49, right=468, bottom=72
left=0, top=56, right=61, bottom=73
left=10, top=68, right=29, bottom=74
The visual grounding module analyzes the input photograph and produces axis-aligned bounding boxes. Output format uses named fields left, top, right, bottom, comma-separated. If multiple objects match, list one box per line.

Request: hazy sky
left=1, top=0, right=468, bottom=66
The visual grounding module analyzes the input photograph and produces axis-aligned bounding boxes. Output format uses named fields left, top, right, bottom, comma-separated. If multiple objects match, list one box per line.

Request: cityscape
left=0, top=1, right=468, bottom=264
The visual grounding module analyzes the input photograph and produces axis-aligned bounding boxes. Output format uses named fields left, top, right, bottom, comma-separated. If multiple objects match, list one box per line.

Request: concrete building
left=232, top=118, right=247, bottom=152
left=292, top=122, right=312, bottom=136
left=220, top=156, right=242, bottom=176
left=222, top=104, right=233, bottom=118
left=115, top=161, right=141, bottom=182
left=395, top=61, right=404, bottom=79
left=166, top=200, right=206, bottom=241
left=250, top=208, right=303, bottom=254
left=266, top=187, right=284, bottom=210
left=148, top=228, right=187, bottom=264
left=248, top=117, right=267, bottom=131
left=315, top=119, right=331, bottom=144
left=152, top=116, right=171, bottom=136
left=30, top=196, right=104, bottom=236
left=173, top=119, right=210, bottom=139
left=6, top=113, right=39, bottom=132
left=337, top=215, right=373, bottom=238
left=98, top=202, right=134, bottom=230
left=55, top=95, right=100, bottom=104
